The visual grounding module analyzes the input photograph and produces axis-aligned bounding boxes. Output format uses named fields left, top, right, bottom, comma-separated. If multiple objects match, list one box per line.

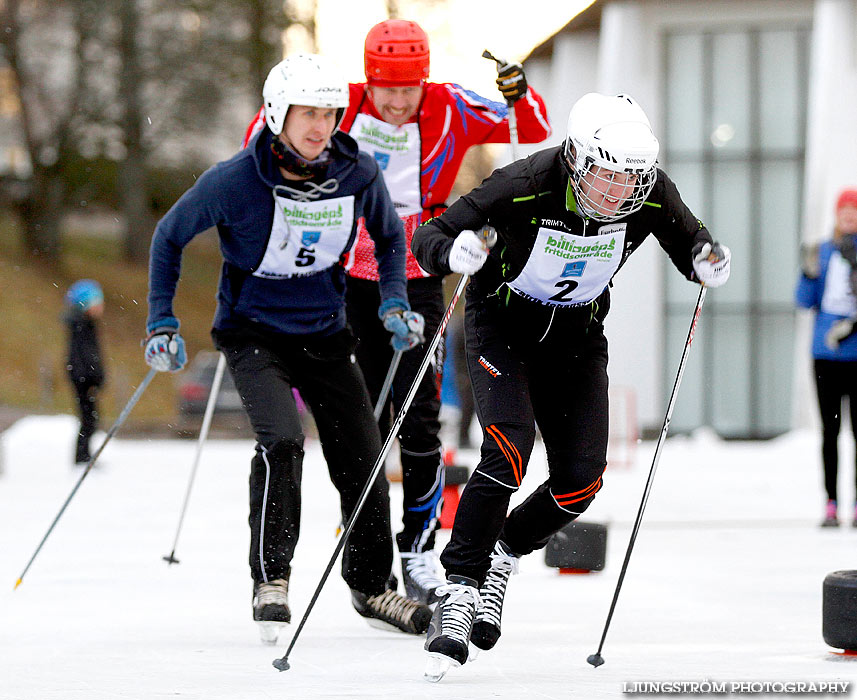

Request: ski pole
left=273, top=226, right=497, bottom=672
left=335, top=349, right=403, bottom=536
left=482, top=49, right=520, bottom=160
left=14, top=367, right=159, bottom=589
left=163, top=352, right=227, bottom=565
left=587, top=285, right=707, bottom=668
left=374, top=349, right=403, bottom=421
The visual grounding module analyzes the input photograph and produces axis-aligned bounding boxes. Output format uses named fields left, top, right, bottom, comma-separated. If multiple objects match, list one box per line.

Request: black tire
left=823, top=570, right=857, bottom=651
left=544, top=521, right=608, bottom=572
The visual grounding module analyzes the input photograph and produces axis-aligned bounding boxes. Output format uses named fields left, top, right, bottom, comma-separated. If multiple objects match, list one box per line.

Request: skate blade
left=364, top=617, right=412, bottom=634
left=468, top=644, right=480, bottom=662
left=424, top=653, right=459, bottom=683
left=257, top=620, right=289, bottom=645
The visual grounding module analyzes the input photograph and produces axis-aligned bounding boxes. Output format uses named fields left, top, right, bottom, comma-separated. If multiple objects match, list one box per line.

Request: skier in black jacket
left=64, top=279, right=105, bottom=466
left=412, top=93, right=731, bottom=681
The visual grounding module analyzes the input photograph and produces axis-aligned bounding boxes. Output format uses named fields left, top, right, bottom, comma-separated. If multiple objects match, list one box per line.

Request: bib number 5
left=295, top=247, right=316, bottom=267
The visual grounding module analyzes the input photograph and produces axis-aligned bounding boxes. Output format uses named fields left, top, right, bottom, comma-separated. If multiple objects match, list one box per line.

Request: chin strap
left=271, top=138, right=333, bottom=180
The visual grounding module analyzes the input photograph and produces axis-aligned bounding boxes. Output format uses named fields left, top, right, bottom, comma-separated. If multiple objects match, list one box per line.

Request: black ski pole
left=14, top=367, right=159, bottom=589
left=335, top=349, right=404, bottom=537
left=163, top=353, right=227, bottom=565
left=374, top=349, right=403, bottom=421
left=587, top=285, right=706, bottom=668
left=273, top=226, right=496, bottom=672
left=482, top=49, right=520, bottom=160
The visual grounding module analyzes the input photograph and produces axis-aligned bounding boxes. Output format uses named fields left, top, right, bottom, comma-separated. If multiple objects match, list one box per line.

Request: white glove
left=692, top=241, right=731, bottom=288
left=448, top=230, right=489, bottom=275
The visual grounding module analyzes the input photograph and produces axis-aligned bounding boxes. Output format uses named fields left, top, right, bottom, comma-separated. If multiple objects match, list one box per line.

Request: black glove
left=496, top=61, right=528, bottom=103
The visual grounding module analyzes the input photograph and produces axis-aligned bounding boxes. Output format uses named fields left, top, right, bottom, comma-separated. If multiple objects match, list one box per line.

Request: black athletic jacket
left=65, top=311, right=104, bottom=387
left=412, top=145, right=712, bottom=331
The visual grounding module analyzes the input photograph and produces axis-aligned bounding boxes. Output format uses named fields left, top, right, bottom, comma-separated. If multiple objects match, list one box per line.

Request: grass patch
left=0, top=216, right=224, bottom=428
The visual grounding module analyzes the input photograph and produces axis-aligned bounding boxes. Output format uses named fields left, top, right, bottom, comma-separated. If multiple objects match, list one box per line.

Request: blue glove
left=378, top=298, right=425, bottom=352
left=144, top=317, right=187, bottom=372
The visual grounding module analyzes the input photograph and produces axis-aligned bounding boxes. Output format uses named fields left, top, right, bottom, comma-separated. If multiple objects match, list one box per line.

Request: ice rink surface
left=1, top=415, right=855, bottom=699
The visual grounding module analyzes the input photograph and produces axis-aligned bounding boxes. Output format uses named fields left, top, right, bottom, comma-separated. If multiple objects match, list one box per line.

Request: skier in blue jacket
left=796, top=187, right=857, bottom=528
left=144, top=54, right=431, bottom=643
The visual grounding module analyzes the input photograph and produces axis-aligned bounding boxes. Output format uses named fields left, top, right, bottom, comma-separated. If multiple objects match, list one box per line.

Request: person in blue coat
left=144, top=54, right=431, bottom=642
left=796, top=187, right=857, bottom=528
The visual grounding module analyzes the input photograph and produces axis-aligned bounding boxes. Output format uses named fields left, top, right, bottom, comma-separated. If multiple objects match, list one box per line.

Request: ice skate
left=470, top=540, right=519, bottom=653
left=401, top=550, right=446, bottom=605
left=253, top=578, right=291, bottom=644
left=423, top=575, right=480, bottom=681
left=424, top=653, right=453, bottom=683
left=351, top=588, right=432, bottom=634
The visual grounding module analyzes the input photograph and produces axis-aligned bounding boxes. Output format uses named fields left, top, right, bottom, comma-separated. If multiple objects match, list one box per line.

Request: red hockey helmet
left=364, top=19, right=429, bottom=86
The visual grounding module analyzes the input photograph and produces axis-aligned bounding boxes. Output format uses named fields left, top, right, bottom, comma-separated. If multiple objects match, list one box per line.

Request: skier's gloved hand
left=448, top=230, right=490, bottom=275
left=379, top=299, right=426, bottom=352
left=144, top=317, right=187, bottom=372
left=825, top=318, right=857, bottom=350
left=496, top=61, right=528, bottom=103
left=692, top=240, right=731, bottom=288
left=800, top=242, right=821, bottom=279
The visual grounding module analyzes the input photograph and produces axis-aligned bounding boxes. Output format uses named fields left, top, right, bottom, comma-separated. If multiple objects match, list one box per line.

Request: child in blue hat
left=64, top=280, right=105, bottom=465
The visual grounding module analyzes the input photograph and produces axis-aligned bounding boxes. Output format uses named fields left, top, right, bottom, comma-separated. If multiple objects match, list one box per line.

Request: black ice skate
left=351, top=588, right=432, bottom=635
left=470, top=540, right=520, bottom=654
left=401, top=550, right=446, bottom=605
left=253, top=577, right=291, bottom=644
left=423, top=575, right=480, bottom=682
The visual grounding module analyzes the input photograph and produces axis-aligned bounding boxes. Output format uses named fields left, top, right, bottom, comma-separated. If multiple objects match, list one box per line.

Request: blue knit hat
left=66, top=279, right=104, bottom=311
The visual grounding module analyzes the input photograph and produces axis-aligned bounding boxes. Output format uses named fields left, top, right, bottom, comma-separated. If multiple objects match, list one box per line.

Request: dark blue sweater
left=147, top=128, right=407, bottom=336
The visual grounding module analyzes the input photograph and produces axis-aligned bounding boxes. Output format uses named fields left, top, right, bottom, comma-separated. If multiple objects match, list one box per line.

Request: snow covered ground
left=1, top=414, right=855, bottom=699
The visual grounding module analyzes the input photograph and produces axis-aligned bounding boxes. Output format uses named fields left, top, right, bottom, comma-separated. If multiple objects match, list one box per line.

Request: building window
left=662, top=25, right=809, bottom=438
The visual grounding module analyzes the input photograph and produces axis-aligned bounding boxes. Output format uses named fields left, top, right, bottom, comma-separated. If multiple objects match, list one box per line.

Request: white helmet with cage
left=262, top=54, right=349, bottom=136
left=562, top=93, right=659, bottom=222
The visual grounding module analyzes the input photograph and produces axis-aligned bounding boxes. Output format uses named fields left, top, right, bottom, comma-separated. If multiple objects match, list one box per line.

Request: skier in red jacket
left=243, top=20, right=551, bottom=606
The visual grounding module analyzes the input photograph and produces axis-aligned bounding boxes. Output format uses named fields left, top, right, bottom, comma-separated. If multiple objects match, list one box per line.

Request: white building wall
left=521, top=0, right=855, bottom=433
left=794, top=0, right=857, bottom=428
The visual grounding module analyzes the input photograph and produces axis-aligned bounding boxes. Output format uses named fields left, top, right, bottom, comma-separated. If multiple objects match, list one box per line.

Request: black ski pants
left=441, top=294, right=609, bottom=585
left=346, top=276, right=445, bottom=553
left=213, top=326, right=393, bottom=596
left=813, top=358, right=857, bottom=503
left=71, top=379, right=100, bottom=464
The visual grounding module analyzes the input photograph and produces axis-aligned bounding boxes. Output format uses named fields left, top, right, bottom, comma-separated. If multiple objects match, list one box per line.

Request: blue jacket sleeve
left=147, top=165, right=225, bottom=328
left=795, top=273, right=821, bottom=309
left=361, top=162, right=408, bottom=303
left=795, top=243, right=829, bottom=310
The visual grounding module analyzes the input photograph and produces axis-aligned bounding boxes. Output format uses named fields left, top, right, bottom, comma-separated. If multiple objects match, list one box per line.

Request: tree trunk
left=20, top=166, right=64, bottom=263
left=118, top=0, right=152, bottom=264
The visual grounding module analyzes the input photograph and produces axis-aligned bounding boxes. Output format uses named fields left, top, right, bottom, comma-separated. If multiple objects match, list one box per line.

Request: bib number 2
left=548, top=280, right=579, bottom=302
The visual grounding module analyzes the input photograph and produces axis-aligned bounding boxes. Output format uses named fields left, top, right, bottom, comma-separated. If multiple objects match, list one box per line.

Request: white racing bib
left=350, top=113, right=421, bottom=217
left=254, top=191, right=355, bottom=279
left=507, top=224, right=627, bottom=306
left=821, top=251, right=857, bottom=316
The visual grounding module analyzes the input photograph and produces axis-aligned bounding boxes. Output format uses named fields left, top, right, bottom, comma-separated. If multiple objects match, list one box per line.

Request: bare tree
left=117, top=0, right=151, bottom=263
left=0, top=0, right=94, bottom=263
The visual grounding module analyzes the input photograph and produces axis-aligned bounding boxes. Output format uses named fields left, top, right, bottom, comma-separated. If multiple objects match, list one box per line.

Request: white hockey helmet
left=262, top=54, right=349, bottom=136
left=562, top=93, right=659, bottom=222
